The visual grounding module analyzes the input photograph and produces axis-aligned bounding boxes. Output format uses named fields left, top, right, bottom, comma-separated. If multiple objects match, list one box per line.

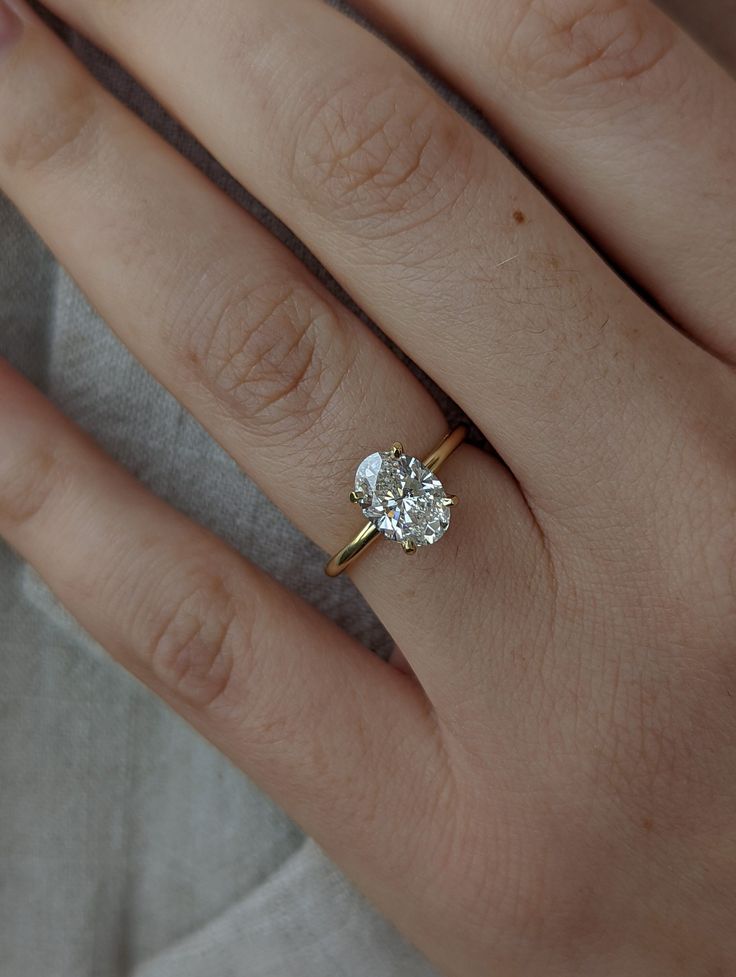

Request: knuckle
left=1, top=49, right=101, bottom=174
left=142, top=567, right=245, bottom=712
left=499, top=0, right=677, bottom=98
left=0, top=441, right=63, bottom=531
left=289, top=69, right=477, bottom=238
left=166, top=271, right=354, bottom=439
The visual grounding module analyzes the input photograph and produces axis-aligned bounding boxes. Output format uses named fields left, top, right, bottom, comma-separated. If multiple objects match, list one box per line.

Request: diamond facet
left=354, top=450, right=451, bottom=547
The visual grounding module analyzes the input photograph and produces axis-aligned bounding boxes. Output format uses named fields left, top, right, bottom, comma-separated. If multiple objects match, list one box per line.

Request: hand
left=1, top=1, right=735, bottom=973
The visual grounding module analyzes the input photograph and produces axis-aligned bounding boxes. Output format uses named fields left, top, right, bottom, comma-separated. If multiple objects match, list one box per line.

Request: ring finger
left=41, top=0, right=729, bottom=539
left=0, top=3, right=544, bottom=696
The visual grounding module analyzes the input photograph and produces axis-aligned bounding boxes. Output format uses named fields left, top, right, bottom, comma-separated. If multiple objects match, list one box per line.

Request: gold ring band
left=325, top=425, right=467, bottom=577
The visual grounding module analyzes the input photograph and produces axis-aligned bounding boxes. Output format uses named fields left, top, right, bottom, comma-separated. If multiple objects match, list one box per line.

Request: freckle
left=642, top=818, right=654, bottom=832
left=513, top=210, right=526, bottom=224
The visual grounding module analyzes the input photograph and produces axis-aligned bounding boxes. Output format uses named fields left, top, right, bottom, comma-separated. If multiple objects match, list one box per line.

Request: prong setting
left=390, top=441, right=404, bottom=459
left=326, top=427, right=467, bottom=576
left=353, top=443, right=454, bottom=551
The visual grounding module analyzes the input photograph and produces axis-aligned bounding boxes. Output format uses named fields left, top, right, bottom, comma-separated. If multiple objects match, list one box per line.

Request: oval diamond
left=354, top=450, right=451, bottom=547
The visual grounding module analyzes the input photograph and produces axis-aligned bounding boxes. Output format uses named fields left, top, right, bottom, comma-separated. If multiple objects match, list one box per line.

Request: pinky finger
left=0, top=360, right=448, bottom=908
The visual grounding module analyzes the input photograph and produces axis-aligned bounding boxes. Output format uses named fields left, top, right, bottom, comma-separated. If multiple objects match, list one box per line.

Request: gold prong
left=390, top=441, right=404, bottom=459
left=350, top=490, right=364, bottom=505
left=402, top=540, right=417, bottom=555
left=443, top=495, right=459, bottom=507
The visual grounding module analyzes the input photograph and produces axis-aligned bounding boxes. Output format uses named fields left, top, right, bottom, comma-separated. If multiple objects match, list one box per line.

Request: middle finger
left=44, top=0, right=726, bottom=526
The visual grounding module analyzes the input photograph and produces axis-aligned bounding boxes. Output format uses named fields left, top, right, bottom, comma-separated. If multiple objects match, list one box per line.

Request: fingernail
left=0, top=0, right=23, bottom=56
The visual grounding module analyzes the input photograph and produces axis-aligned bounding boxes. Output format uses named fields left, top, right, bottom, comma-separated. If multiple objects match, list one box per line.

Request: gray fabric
left=0, top=4, right=444, bottom=975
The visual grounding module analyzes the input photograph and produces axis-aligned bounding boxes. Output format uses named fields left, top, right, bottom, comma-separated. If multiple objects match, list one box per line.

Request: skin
left=660, top=0, right=736, bottom=71
left=0, top=0, right=735, bottom=973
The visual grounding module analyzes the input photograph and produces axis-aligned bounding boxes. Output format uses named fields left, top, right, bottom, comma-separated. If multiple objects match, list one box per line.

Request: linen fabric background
left=0, top=2, right=733, bottom=975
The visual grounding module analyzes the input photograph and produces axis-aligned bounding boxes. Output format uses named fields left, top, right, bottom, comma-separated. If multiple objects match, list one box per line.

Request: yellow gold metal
left=402, top=540, right=417, bottom=555
left=444, top=495, right=459, bottom=507
left=349, top=490, right=363, bottom=504
left=325, top=426, right=467, bottom=577
left=390, top=441, right=404, bottom=458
